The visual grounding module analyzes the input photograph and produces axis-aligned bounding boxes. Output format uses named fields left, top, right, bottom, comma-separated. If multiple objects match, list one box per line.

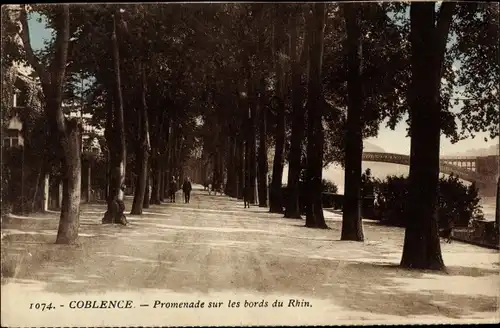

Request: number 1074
left=29, top=303, right=55, bottom=311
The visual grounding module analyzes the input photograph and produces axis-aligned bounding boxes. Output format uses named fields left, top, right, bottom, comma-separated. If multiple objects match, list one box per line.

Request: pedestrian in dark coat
left=169, top=176, right=177, bottom=203
left=182, top=177, right=192, bottom=204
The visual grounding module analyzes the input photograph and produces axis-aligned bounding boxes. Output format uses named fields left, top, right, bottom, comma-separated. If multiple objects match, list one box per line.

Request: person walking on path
left=182, top=177, right=193, bottom=204
left=243, top=184, right=251, bottom=208
left=169, top=176, right=177, bottom=203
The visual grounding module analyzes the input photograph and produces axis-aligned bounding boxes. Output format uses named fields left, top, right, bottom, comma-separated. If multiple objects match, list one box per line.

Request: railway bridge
left=362, top=152, right=499, bottom=195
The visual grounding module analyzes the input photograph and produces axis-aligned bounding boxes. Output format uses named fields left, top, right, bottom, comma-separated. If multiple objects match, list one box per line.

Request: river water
left=480, top=197, right=496, bottom=222
left=282, top=162, right=497, bottom=222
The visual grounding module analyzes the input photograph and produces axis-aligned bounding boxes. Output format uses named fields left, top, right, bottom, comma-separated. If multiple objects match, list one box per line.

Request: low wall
left=452, top=221, right=499, bottom=250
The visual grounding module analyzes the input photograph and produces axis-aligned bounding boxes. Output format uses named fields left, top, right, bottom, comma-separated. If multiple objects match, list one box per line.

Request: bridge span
left=362, top=152, right=498, bottom=188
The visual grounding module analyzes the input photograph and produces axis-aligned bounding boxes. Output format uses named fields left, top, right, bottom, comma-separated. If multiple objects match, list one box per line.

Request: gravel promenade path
left=2, top=185, right=499, bottom=326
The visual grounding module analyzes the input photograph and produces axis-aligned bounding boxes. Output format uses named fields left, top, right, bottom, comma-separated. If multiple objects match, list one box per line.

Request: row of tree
left=2, top=2, right=498, bottom=271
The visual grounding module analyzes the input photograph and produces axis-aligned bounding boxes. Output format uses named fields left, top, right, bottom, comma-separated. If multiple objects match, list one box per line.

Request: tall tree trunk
left=252, top=5, right=268, bottom=207
left=244, top=139, right=249, bottom=197
left=31, top=163, right=44, bottom=212
left=102, top=85, right=119, bottom=219
left=236, top=137, right=245, bottom=199
left=201, top=144, right=208, bottom=188
left=131, top=143, right=147, bottom=214
left=226, top=136, right=238, bottom=197
left=57, top=181, right=63, bottom=210
left=150, top=109, right=165, bottom=205
left=86, top=161, right=91, bottom=202
left=213, top=150, right=222, bottom=191
left=143, top=168, right=151, bottom=208
left=304, top=3, right=327, bottom=229
left=102, top=12, right=127, bottom=225
left=401, top=2, right=455, bottom=270
left=341, top=3, right=364, bottom=241
left=162, top=118, right=172, bottom=199
left=269, top=15, right=287, bottom=214
left=111, top=13, right=127, bottom=206
left=220, top=146, right=225, bottom=192
left=285, top=12, right=309, bottom=219
left=167, top=124, right=176, bottom=190
left=158, top=165, right=164, bottom=202
left=160, top=170, right=166, bottom=200
left=157, top=165, right=164, bottom=203
left=130, top=62, right=151, bottom=215
left=269, top=96, right=286, bottom=213
left=171, top=132, right=179, bottom=181
left=43, top=173, right=49, bottom=212
left=248, top=77, right=258, bottom=204
left=150, top=159, right=159, bottom=205
left=257, top=76, right=268, bottom=207
left=52, top=180, right=63, bottom=210
left=176, top=135, right=184, bottom=183
left=104, top=150, right=110, bottom=201
left=56, top=119, right=82, bottom=244
left=224, top=136, right=231, bottom=195
left=19, top=5, right=81, bottom=243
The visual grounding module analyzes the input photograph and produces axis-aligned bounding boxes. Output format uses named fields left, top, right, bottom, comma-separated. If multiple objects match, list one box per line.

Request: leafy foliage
left=321, top=3, right=411, bottom=166
left=382, top=2, right=499, bottom=143
left=451, top=2, right=499, bottom=140
left=322, top=179, right=339, bottom=194
left=370, top=174, right=484, bottom=228
left=2, top=3, right=498, bottom=222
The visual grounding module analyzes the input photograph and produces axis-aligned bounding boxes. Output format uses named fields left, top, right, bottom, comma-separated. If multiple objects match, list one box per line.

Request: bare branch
left=50, top=5, right=71, bottom=98
left=435, top=2, right=456, bottom=64
left=17, top=5, right=50, bottom=86
left=433, top=2, right=456, bottom=90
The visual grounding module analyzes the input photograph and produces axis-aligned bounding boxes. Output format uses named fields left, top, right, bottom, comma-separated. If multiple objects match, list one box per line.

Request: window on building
left=2, top=137, right=20, bottom=147
left=16, top=92, right=28, bottom=107
left=13, top=88, right=27, bottom=108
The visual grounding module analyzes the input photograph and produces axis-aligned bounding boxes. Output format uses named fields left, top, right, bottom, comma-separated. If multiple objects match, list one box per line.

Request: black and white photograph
left=1, top=1, right=499, bottom=326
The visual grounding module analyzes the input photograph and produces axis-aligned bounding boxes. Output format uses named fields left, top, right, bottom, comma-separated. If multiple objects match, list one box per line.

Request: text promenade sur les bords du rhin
left=29, top=298, right=313, bottom=312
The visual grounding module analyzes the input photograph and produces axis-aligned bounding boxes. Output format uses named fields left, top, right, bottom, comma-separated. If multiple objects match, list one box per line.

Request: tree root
left=102, top=199, right=128, bottom=226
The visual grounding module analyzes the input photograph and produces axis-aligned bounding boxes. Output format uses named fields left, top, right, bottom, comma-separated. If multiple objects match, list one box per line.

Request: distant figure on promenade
left=169, top=176, right=177, bottom=203
left=183, top=177, right=193, bottom=204
left=243, top=184, right=251, bottom=208
left=211, top=182, right=222, bottom=196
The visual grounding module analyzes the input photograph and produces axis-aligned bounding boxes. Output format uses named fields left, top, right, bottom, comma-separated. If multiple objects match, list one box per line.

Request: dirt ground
left=1, top=185, right=499, bottom=326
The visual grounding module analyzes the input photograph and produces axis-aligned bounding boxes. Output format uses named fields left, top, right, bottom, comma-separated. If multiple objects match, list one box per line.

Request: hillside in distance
left=363, top=141, right=386, bottom=153
left=443, top=143, right=499, bottom=157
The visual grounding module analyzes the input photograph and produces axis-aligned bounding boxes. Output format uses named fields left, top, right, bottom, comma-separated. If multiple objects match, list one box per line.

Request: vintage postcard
left=1, top=1, right=499, bottom=327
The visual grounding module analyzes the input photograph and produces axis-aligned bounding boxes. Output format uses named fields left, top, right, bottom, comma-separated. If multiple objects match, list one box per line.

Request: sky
left=26, top=11, right=498, bottom=157
left=365, top=118, right=497, bottom=156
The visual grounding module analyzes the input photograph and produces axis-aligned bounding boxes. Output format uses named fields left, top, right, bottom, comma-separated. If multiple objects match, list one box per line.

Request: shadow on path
left=2, top=187, right=499, bottom=321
